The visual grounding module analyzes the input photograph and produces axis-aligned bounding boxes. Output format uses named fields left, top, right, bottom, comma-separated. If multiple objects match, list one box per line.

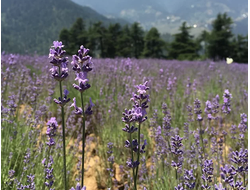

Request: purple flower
left=135, top=81, right=149, bottom=95
left=72, top=71, right=91, bottom=92
left=50, top=65, right=68, bottom=81
left=70, top=98, right=83, bottom=115
left=71, top=45, right=92, bottom=73
left=214, top=183, right=226, bottom=190
left=220, top=164, right=235, bottom=183
left=107, top=142, right=115, bottom=179
left=204, top=100, right=216, bottom=120
left=46, top=117, right=58, bottom=147
left=122, top=109, right=134, bottom=123
left=122, top=124, right=138, bottom=133
left=54, top=89, right=70, bottom=107
left=140, top=139, right=147, bottom=153
left=184, top=169, right=196, bottom=189
left=222, top=89, right=232, bottom=114
left=52, top=41, right=64, bottom=49
left=126, top=159, right=140, bottom=168
left=24, top=149, right=31, bottom=164
left=70, top=183, right=86, bottom=190
left=229, top=181, right=246, bottom=190
left=171, top=135, right=183, bottom=155
left=49, top=41, right=68, bottom=71
left=26, top=174, right=35, bottom=190
left=8, top=170, right=15, bottom=178
left=175, top=183, right=184, bottom=190
left=171, top=161, right=182, bottom=170
left=230, top=149, right=248, bottom=165
left=201, top=159, right=214, bottom=189
left=194, top=99, right=203, bottom=121
left=122, top=81, right=150, bottom=186
left=238, top=113, right=247, bottom=133
left=107, top=142, right=113, bottom=154
left=131, top=106, right=147, bottom=123
left=84, top=98, right=94, bottom=115
left=43, top=156, right=54, bottom=189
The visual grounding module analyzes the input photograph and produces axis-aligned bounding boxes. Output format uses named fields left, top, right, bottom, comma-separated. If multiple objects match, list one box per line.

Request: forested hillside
left=1, top=0, right=127, bottom=54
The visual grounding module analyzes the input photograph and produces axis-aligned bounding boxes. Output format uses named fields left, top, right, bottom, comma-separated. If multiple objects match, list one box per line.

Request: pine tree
left=168, top=22, right=198, bottom=60
left=143, top=27, right=165, bottom=58
left=69, top=18, right=87, bottom=54
left=85, top=21, right=107, bottom=57
left=130, top=22, right=144, bottom=58
left=104, top=23, right=122, bottom=58
left=231, top=34, right=248, bottom=63
left=197, top=30, right=209, bottom=59
left=207, top=13, right=234, bottom=61
left=59, top=28, right=71, bottom=53
left=116, top=25, right=133, bottom=57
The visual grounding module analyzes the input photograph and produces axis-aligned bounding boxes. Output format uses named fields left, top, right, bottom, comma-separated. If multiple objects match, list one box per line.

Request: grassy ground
left=1, top=55, right=248, bottom=189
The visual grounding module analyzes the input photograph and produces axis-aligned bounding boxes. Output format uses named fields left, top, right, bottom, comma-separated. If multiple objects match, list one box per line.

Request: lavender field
left=1, top=42, right=248, bottom=190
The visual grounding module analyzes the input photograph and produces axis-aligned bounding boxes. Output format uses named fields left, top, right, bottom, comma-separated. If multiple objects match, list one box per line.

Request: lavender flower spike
left=70, top=183, right=86, bottom=190
left=136, top=81, right=149, bottom=95
left=72, top=72, right=91, bottom=92
left=70, top=97, right=83, bottom=115
left=222, top=89, right=232, bottom=114
left=54, top=89, right=70, bottom=107
left=46, top=117, right=58, bottom=147
left=71, top=45, right=92, bottom=73
left=71, top=45, right=93, bottom=188
left=49, top=41, right=68, bottom=67
left=85, top=98, right=94, bottom=115
left=214, top=183, right=226, bottom=190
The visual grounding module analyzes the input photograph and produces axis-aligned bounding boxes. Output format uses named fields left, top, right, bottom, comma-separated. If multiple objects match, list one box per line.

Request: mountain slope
left=1, top=0, right=127, bottom=54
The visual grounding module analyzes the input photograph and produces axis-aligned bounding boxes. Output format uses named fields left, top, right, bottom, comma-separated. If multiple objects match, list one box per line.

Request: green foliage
left=207, top=13, right=234, bottom=61
left=197, top=30, right=210, bottom=58
left=143, top=27, right=165, bottom=58
left=231, top=34, right=248, bottom=63
left=168, top=22, right=199, bottom=60
left=59, top=18, right=89, bottom=55
left=116, top=25, right=133, bottom=57
left=2, top=0, right=248, bottom=64
left=88, top=21, right=107, bottom=57
left=104, top=23, right=123, bottom=58
left=130, top=22, right=145, bottom=58
left=1, top=0, right=120, bottom=55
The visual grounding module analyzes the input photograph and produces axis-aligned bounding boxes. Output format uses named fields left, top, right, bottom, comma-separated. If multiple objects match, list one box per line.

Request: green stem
left=134, top=122, right=141, bottom=190
left=175, top=168, right=178, bottom=181
left=80, top=92, right=85, bottom=187
left=243, top=172, right=245, bottom=187
left=59, top=75, right=67, bottom=190
left=199, top=122, right=204, bottom=155
left=42, top=148, right=51, bottom=190
left=224, top=136, right=227, bottom=163
left=129, top=125, right=135, bottom=190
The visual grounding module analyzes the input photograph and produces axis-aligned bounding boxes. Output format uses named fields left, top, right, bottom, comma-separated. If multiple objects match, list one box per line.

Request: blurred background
left=1, top=0, right=248, bottom=62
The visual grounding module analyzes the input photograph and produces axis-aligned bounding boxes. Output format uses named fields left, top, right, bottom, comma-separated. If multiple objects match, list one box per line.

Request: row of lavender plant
left=1, top=42, right=247, bottom=190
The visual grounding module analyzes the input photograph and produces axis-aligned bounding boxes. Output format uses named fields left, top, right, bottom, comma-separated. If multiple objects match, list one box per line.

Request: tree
left=197, top=30, right=209, bottom=59
left=231, top=34, right=248, bottom=63
left=143, top=27, right=165, bottom=58
left=168, top=22, right=198, bottom=60
left=207, top=13, right=234, bottom=61
left=104, top=23, right=122, bottom=58
left=130, top=22, right=144, bottom=58
left=69, top=18, right=87, bottom=54
left=116, top=25, right=133, bottom=57
left=86, top=21, right=107, bottom=57
left=59, top=28, right=71, bottom=53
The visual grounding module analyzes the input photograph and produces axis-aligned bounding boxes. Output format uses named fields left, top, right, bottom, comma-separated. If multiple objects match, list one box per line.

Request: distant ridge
left=72, top=0, right=248, bottom=36
left=1, top=0, right=128, bottom=54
